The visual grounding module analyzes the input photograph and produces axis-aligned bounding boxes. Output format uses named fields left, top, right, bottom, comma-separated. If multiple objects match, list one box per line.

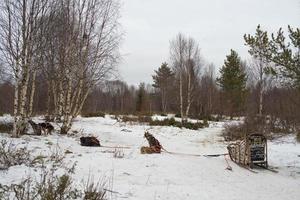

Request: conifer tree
left=152, top=63, right=174, bottom=112
left=217, top=50, right=247, bottom=118
left=244, top=25, right=300, bottom=88
left=136, top=83, right=147, bottom=112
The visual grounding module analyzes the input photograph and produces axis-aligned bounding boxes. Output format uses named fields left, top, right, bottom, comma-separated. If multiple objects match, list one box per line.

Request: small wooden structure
left=227, top=134, right=268, bottom=168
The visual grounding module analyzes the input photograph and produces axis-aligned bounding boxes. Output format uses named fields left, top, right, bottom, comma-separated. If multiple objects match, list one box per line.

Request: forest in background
left=0, top=0, right=299, bottom=138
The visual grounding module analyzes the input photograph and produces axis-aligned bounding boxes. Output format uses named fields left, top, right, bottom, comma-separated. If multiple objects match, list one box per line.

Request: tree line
left=0, top=0, right=299, bottom=137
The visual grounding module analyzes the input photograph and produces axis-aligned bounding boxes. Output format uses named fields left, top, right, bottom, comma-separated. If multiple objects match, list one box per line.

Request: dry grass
left=0, top=140, right=31, bottom=170
left=84, top=176, right=109, bottom=200
left=0, top=168, right=81, bottom=200
left=0, top=122, right=13, bottom=134
left=222, top=115, right=296, bottom=141
left=82, top=112, right=105, bottom=118
left=0, top=149, right=110, bottom=200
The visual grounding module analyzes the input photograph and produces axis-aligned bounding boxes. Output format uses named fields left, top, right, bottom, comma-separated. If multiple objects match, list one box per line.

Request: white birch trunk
left=46, top=80, right=52, bottom=118
left=12, top=79, right=20, bottom=137
left=185, top=71, right=192, bottom=119
left=61, top=78, right=72, bottom=134
left=75, top=87, right=91, bottom=117
left=258, top=63, right=264, bottom=116
left=179, top=74, right=185, bottom=123
left=56, top=80, right=64, bottom=121
left=71, top=79, right=83, bottom=117
left=28, top=71, right=36, bottom=117
left=161, top=89, right=167, bottom=113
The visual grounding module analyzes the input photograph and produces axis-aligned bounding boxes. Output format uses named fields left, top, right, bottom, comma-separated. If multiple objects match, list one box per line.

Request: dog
left=80, top=136, right=101, bottom=147
left=141, top=132, right=162, bottom=154
left=28, top=120, right=54, bottom=135
left=38, top=122, right=54, bottom=135
left=140, top=146, right=161, bottom=154
left=28, top=120, right=42, bottom=135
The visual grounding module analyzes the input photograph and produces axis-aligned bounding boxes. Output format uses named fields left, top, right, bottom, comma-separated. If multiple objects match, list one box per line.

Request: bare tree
left=39, top=0, right=122, bottom=134
left=170, top=33, right=202, bottom=122
left=247, top=59, right=273, bottom=116
left=0, top=0, right=50, bottom=137
left=195, top=63, right=218, bottom=118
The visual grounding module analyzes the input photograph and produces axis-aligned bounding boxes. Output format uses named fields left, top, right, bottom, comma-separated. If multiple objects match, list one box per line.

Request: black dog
left=39, top=122, right=54, bottom=135
left=28, top=120, right=42, bottom=135
left=80, top=136, right=101, bottom=147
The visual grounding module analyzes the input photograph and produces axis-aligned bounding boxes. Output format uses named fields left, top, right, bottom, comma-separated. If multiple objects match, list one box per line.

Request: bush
left=150, top=118, right=208, bottom=130
left=222, top=116, right=276, bottom=141
left=84, top=177, right=108, bottom=200
left=182, top=121, right=208, bottom=130
left=0, top=122, right=13, bottom=134
left=175, top=113, right=181, bottom=118
left=197, top=115, right=221, bottom=122
left=0, top=140, right=69, bottom=170
left=138, top=116, right=152, bottom=123
left=0, top=169, right=110, bottom=200
left=149, top=118, right=178, bottom=127
left=0, top=146, right=109, bottom=200
left=82, top=112, right=105, bottom=118
left=120, top=115, right=208, bottom=130
left=222, top=123, right=246, bottom=141
left=297, top=131, right=300, bottom=143
left=0, top=169, right=81, bottom=200
left=0, top=140, right=31, bottom=170
left=120, top=115, right=152, bottom=123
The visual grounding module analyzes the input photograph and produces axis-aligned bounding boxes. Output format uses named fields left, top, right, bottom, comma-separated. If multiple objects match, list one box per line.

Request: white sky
left=119, top=0, right=300, bottom=85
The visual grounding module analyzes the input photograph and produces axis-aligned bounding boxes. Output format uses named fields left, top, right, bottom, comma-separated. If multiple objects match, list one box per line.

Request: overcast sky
left=119, top=0, right=300, bottom=86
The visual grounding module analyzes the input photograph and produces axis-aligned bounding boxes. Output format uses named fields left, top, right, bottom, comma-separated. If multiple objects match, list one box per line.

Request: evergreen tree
left=152, top=63, right=174, bottom=112
left=217, top=50, right=247, bottom=118
left=136, top=82, right=147, bottom=112
left=244, top=25, right=300, bottom=88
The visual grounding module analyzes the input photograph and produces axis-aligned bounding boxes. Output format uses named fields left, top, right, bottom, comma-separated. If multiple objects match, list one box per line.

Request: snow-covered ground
left=0, top=116, right=299, bottom=200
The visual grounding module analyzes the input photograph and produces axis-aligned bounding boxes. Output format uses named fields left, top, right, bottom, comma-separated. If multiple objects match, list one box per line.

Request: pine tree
left=244, top=25, right=300, bottom=88
left=136, top=82, right=147, bottom=112
left=217, top=50, right=247, bottom=118
left=152, top=63, right=174, bottom=113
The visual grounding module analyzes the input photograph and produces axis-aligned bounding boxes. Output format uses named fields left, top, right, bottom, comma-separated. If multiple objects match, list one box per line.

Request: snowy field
left=0, top=115, right=300, bottom=200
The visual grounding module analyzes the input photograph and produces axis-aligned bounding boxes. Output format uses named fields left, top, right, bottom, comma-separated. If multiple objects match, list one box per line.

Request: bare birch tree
left=170, top=33, right=202, bottom=122
left=247, top=59, right=273, bottom=116
left=38, top=0, right=122, bottom=134
left=0, top=0, right=50, bottom=137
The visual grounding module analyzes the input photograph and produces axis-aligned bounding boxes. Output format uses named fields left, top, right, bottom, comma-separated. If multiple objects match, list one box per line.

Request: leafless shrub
left=222, top=123, right=246, bottom=141
left=48, top=147, right=66, bottom=168
left=0, top=166, right=81, bottom=200
left=82, top=112, right=106, bottom=118
left=222, top=116, right=269, bottom=141
left=83, top=176, right=109, bottom=200
left=120, top=115, right=152, bottom=124
left=36, top=173, right=80, bottom=200
left=297, top=131, right=300, bottom=143
left=0, top=140, right=31, bottom=170
left=0, top=122, right=13, bottom=134
left=222, top=115, right=294, bottom=141
left=0, top=139, right=72, bottom=171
